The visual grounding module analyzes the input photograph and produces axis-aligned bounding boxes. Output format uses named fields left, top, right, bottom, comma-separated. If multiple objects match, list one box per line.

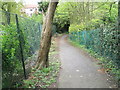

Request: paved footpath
left=58, top=35, right=115, bottom=88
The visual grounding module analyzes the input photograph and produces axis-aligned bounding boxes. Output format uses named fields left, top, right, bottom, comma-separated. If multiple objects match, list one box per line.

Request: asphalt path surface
left=58, top=35, right=114, bottom=88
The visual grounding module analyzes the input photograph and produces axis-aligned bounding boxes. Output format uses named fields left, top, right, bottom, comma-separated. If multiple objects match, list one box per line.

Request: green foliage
left=69, top=18, right=103, bottom=32
left=38, top=2, right=49, bottom=14
left=68, top=2, right=119, bottom=85
left=1, top=24, right=23, bottom=88
left=69, top=26, right=120, bottom=85
left=1, top=11, right=42, bottom=88
left=41, top=67, right=51, bottom=73
left=23, top=62, right=60, bottom=88
left=69, top=24, right=85, bottom=32
left=23, top=79, right=35, bottom=88
left=64, top=2, right=118, bottom=32
left=0, top=1, right=24, bottom=25
left=54, top=2, right=70, bottom=32
left=31, top=14, right=43, bottom=23
left=0, top=1, right=23, bottom=14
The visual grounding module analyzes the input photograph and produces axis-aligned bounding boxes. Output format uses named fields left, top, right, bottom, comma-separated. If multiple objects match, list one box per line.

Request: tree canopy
left=54, top=2, right=118, bottom=32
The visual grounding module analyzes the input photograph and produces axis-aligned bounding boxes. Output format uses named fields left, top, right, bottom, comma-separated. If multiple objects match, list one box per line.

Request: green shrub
left=2, top=24, right=23, bottom=88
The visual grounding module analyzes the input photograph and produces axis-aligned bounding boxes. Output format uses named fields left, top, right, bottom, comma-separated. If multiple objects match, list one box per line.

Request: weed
left=23, top=61, right=60, bottom=88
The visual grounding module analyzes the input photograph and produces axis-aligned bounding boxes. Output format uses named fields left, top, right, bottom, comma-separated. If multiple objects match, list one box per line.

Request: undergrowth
left=22, top=62, right=60, bottom=88
left=21, top=37, right=60, bottom=88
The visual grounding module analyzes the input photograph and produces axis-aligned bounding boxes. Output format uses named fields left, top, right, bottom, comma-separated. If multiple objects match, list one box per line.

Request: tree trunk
left=36, top=2, right=58, bottom=69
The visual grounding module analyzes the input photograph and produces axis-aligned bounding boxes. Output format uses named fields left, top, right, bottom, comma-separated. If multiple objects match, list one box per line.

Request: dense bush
left=2, top=24, right=23, bottom=87
left=1, top=17, right=42, bottom=87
